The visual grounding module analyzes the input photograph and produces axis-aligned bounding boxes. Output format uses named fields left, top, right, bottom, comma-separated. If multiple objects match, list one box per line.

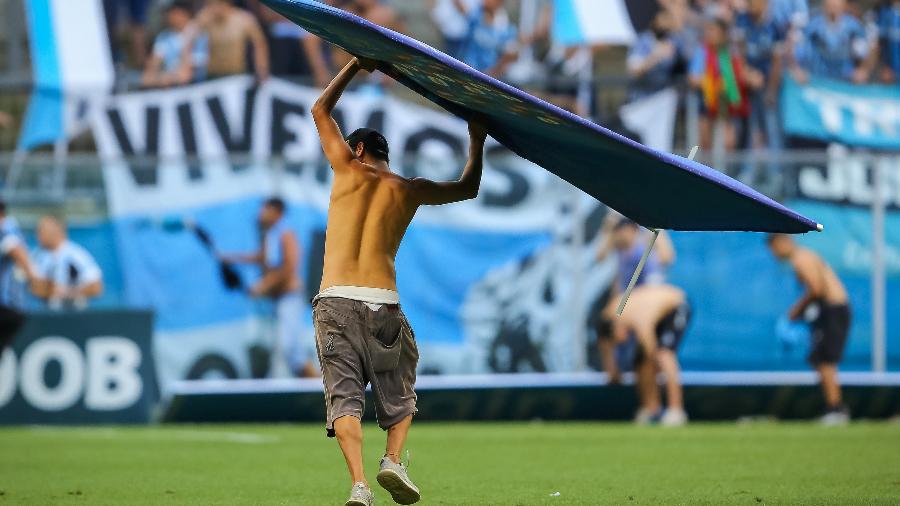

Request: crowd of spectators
left=103, top=0, right=899, bottom=153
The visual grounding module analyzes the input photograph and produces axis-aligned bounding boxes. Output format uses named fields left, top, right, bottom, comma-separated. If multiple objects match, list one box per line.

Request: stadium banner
left=0, top=310, right=157, bottom=424
left=782, top=76, right=900, bottom=150
left=88, top=78, right=900, bottom=393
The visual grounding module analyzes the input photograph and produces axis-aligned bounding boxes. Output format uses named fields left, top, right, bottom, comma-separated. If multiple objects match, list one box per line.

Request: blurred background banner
left=18, top=0, right=112, bottom=151
left=0, top=310, right=156, bottom=424
left=783, top=76, right=900, bottom=149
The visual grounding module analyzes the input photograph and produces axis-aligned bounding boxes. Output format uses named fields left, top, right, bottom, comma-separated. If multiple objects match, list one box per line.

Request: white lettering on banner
left=85, top=338, right=143, bottom=411
left=798, top=145, right=900, bottom=208
left=844, top=240, right=900, bottom=274
left=802, top=88, right=900, bottom=138
left=0, top=337, right=144, bottom=412
left=19, top=337, right=84, bottom=411
left=0, top=351, right=15, bottom=407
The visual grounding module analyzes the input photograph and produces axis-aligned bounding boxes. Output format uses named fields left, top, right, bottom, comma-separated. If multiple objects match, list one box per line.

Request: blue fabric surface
left=263, top=0, right=819, bottom=233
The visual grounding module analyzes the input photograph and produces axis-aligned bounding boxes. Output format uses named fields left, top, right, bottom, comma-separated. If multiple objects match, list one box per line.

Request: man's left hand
left=355, top=56, right=378, bottom=73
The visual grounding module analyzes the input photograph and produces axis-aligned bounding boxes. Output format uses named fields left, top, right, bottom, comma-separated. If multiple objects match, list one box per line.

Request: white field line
left=24, top=426, right=280, bottom=444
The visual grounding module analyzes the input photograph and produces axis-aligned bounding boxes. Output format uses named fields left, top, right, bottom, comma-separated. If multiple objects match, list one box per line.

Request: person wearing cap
left=310, top=57, right=488, bottom=506
left=0, top=201, right=35, bottom=352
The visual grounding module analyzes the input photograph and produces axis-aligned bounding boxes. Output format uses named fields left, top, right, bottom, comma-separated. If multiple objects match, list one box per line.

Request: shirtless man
left=311, top=57, right=487, bottom=506
left=767, top=234, right=851, bottom=425
left=615, top=284, right=691, bottom=426
left=181, top=0, right=269, bottom=82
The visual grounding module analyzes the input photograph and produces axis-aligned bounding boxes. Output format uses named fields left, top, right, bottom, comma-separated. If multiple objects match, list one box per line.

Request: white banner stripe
left=50, top=0, right=113, bottom=90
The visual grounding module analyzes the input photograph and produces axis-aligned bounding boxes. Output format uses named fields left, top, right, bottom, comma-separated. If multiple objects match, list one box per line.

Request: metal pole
left=871, top=156, right=886, bottom=373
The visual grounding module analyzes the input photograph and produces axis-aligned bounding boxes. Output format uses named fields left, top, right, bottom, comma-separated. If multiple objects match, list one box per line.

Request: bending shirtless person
left=615, top=284, right=691, bottom=426
left=767, top=234, right=851, bottom=425
left=311, top=58, right=487, bottom=506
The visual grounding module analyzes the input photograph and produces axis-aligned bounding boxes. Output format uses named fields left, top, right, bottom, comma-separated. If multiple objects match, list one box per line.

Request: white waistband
left=315, top=285, right=400, bottom=305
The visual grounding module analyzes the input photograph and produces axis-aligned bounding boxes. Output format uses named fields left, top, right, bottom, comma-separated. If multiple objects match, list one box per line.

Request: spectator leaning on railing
left=180, top=0, right=270, bottom=82
left=790, top=0, right=876, bottom=84
left=30, top=216, right=104, bottom=311
left=143, top=1, right=209, bottom=88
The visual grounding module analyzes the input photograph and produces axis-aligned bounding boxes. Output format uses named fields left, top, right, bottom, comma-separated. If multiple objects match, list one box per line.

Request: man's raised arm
left=411, top=122, right=488, bottom=205
left=311, top=57, right=376, bottom=169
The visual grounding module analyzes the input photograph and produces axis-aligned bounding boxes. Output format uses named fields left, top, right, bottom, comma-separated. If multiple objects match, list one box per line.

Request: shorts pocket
left=367, top=328, right=403, bottom=373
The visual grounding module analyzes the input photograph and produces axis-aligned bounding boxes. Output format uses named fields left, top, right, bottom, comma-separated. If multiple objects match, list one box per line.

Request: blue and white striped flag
left=18, top=0, right=113, bottom=151
left=552, top=0, right=659, bottom=46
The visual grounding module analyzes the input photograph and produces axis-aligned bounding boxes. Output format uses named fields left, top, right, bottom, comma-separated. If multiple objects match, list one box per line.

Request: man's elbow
left=311, top=100, right=329, bottom=119
left=459, top=185, right=479, bottom=202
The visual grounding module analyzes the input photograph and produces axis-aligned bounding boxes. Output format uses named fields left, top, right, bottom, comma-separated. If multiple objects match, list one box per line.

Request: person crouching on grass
left=614, top=284, right=692, bottom=427
left=767, top=234, right=851, bottom=425
left=311, top=56, right=488, bottom=506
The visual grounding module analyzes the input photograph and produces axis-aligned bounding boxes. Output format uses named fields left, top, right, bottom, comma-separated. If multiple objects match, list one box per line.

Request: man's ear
left=354, top=142, right=365, bottom=159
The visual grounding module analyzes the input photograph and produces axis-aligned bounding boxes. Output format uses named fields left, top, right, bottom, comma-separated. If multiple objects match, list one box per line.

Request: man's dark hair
left=613, top=218, right=638, bottom=231
left=766, top=233, right=787, bottom=245
left=0, top=200, right=6, bottom=216
left=346, top=128, right=390, bottom=163
left=167, top=0, right=194, bottom=14
left=264, top=197, right=286, bottom=214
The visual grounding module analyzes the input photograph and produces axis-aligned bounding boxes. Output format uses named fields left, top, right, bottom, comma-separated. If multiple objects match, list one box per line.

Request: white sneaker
left=634, top=408, right=660, bottom=426
left=660, top=409, right=688, bottom=427
left=346, top=482, right=374, bottom=506
left=377, top=457, right=420, bottom=505
left=820, top=409, right=850, bottom=427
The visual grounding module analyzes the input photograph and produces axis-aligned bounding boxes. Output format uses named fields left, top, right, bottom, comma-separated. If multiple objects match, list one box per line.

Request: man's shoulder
left=791, top=247, right=821, bottom=267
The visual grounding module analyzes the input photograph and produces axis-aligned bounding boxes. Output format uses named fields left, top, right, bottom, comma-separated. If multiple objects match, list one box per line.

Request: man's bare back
left=312, top=57, right=487, bottom=293
left=617, top=284, right=686, bottom=340
left=320, top=163, right=417, bottom=291
left=790, top=248, right=848, bottom=306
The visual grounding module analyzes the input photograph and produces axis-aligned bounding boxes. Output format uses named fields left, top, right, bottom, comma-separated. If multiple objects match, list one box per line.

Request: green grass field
left=1, top=422, right=898, bottom=505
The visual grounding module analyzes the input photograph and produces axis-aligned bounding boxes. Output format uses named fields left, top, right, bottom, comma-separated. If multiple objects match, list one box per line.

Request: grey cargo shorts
left=312, top=297, right=419, bottom=437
